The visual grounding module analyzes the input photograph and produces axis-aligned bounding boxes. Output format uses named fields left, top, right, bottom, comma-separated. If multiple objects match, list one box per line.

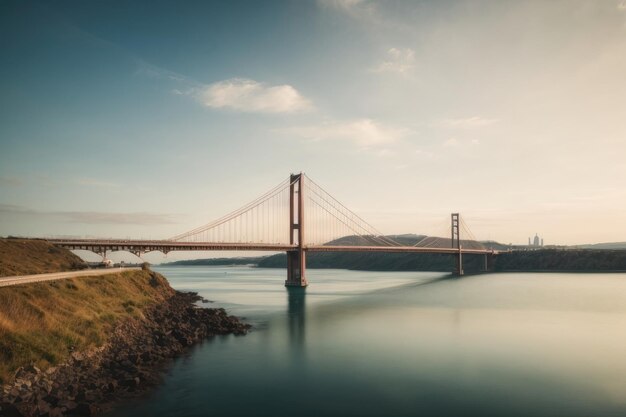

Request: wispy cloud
left=62, top=211, right=177, bottom=225
left=442, top=137, right=480, bottom=148
left=619, top=1, right=626, bottom=11
left=135, top=62, right=312, bottom=114
left=192, top=78, right=312, bottom=114
left=415, top=149, right=435, bottom=159
left=436, top=116, right=499, bottom=129
left=443, top=138, right=459, bottom=147
left=0, top=176, right=23, bottom=187
left=74, top=178, right=120, bottom=188
left=372, top=48, right=415, bottom=74
left=278, top=118, right=410, bottom=147
left=134, top=61, right=192, bottom=83
left=317, top=0, right=412, bottom=33
left=0, top=204, right=177, bottom=225
left=0, top=204, right=36, bottom=215
left=317, top=0, right=372, bottom=15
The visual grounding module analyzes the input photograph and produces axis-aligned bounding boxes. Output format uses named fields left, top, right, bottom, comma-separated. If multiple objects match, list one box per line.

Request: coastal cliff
left=0, top=266, right=249, bottom=416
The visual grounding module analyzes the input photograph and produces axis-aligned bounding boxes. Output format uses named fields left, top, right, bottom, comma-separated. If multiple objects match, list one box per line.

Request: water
left=108, top=267, right=626, bottom=417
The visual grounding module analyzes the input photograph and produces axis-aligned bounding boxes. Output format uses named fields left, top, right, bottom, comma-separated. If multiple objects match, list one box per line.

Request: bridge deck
left=48, top=239, right=499, bottom=255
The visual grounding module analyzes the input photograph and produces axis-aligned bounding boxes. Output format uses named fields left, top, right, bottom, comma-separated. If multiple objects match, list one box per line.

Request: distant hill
left=155, top=235, right=626, bottom=273
left=162, top=257, right=266, bottom=266
left=494, top=249, right=626, bottom=271
left=576, top=242, right=626, bottom=250
left=161, top=234, right=510, bottom=272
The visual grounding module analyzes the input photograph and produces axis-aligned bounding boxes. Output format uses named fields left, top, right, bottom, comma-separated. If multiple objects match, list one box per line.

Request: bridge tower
left=451, top=213, right=463, bottom=276
left=286, top=173, right=308, bottom=287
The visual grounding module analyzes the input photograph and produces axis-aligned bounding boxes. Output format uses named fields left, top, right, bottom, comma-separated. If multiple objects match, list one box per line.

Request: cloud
left=278, top=118, right=409, bottom=147
left=317, top=0, right=387, bottom=27
left=436, top=116, right=499, bottom=129
left=136, top=60, right=311, bottom=114
left=62, top=211, right=177, bottom=225
left=0, top=204, right=177, bottom=225
left=619, top=1, right=626, bottom=10
left=443, top=138, right=459, bottom=147
left=372, top=48, right=415, bottom=74
left=134, top=61, right=191, bottom=83
left=442, top=137, right=480, bottom=148
left=318, top=0, right=370, bottom=13
left=74, top=178, right=120, bottom=188
left=194, top=78, right=312, bottom=113
left=415, top=149, right=434, bottom=158
left=135, top=63, right=312, bottom=115
left=0, top=176, right=23, bottom=187
left=0, top=204, right=35, bottom=215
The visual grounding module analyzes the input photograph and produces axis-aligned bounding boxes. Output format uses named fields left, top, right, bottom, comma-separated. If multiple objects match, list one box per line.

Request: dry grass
left=0, top=270, right=174, bottom=383
left=0, top=238, right=87, bottom=277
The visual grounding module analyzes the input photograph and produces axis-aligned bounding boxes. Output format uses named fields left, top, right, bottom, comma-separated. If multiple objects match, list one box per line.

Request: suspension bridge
left=48, top=173, right=500, bottom=287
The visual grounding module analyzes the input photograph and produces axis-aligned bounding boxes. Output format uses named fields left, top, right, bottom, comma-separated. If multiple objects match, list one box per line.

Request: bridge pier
left=483, top=253, right=495, bottom=272
left=451, top=213, right=464, bottom=276
left=286, top=249, right=308, bottom=287
left=455, top=250, right=464, bottom=276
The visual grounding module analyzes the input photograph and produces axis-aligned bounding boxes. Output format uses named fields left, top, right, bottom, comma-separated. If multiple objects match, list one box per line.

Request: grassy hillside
left=0, top=269, right=174, bottom=383
left=0, top=238, right=86, bottom=277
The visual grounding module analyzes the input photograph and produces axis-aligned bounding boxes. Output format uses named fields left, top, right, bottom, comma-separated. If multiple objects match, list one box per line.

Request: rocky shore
left=0, top=291, right=250, bottom=417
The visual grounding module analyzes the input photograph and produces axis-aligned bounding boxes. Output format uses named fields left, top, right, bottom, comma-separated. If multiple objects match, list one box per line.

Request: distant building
left=528, top=233, right=544, bottom=247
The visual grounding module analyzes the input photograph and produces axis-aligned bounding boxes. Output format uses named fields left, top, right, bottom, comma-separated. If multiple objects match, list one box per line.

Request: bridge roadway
left=47, top=239, right=499, bottom=256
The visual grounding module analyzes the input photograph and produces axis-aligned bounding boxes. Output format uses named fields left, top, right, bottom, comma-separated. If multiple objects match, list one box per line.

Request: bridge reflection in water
left=287, top=287, right=307, bottom=354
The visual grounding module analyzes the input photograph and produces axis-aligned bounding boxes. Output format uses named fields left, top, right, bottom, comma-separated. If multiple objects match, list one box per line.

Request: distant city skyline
left=1, top=0, right=626, bottom=248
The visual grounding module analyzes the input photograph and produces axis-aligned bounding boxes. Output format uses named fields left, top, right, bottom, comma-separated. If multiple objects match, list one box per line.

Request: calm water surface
left=108, top=267, right=626, bottom=417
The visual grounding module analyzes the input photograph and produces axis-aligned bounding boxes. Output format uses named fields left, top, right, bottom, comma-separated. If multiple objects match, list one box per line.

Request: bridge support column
left=285, top=173, right=308, bottom=287
left=451, top=213, right=464, bottom=276
left=456, top=249, right=464, bottom=276
left=483, top=253, right=495, bottom=273
left=286, top=249, right=307, bottom=287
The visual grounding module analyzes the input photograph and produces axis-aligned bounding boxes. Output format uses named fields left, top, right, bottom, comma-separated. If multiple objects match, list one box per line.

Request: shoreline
left=0, top=290, right=250, bottom=417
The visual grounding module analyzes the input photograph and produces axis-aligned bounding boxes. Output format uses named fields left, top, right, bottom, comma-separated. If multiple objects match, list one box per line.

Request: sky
left=1, top=0, right=626, bottom=258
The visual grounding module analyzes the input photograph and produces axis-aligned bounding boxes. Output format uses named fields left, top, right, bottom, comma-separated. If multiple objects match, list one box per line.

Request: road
left=0, top=267, right=141, bottom=288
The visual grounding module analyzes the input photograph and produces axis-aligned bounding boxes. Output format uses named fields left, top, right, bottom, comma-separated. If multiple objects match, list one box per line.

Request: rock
left=49, top=407, right=64, bottom=417
left=0, top=402, right=23, bottom=417
left=72, top=402, right=97, bottom=416
left=0, top=291, right=250, bottom=417
left=106, top=381, right=117, bottom=393
left=119, top=377, right=139, bottom=389
left=36, top=398, right=50, bottom=415
left=58, top=399, right=77, bottom=411
left=13, top=368, right=25, bottom=381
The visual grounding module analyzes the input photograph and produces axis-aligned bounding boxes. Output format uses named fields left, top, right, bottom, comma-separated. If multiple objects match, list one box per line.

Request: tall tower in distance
left=533, top=233, right=540, bottom=247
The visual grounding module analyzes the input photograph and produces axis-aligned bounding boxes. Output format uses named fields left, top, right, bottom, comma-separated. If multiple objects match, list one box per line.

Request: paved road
left=0, top=267, right=141, bottom=288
